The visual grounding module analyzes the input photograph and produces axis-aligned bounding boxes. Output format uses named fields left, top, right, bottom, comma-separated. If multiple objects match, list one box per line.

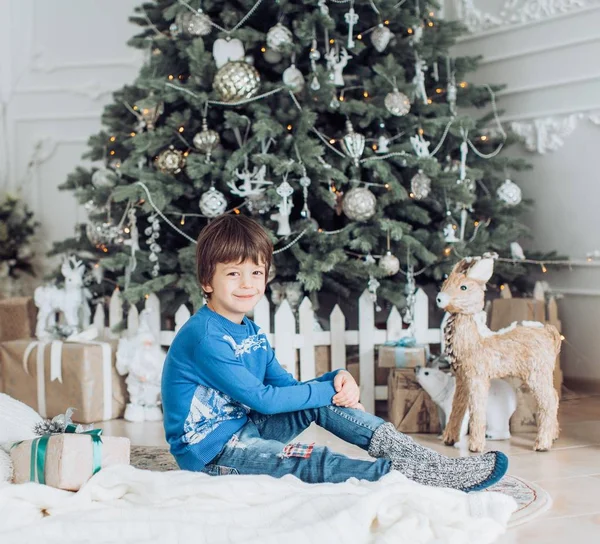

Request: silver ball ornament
left=282, top=64, right=305, bottom=93
left=193, top=119, right=220, bottom=162
left=213, top=61, right=261, bottom=102
left=497, top=179, right=522, bottom=206
left=342, top=186, right=377, bottom=222
left=175, top=10, right=212, bottom=37
left=410, top=170, right=431, bottom=200
left=371, top=24, right=392, bottom=52
left=91, top=168, right=117, bottom=188
left=384, top=89, right=411, bottom=117
left=266, top=23, right=293, bottom=53
left=379, top=251, right=400, bottom=276
left=199, top=187, right=227, bottom=218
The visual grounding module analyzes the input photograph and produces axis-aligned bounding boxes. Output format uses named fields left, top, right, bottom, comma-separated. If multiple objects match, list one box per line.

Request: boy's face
left=203, top=259, right=267, bottom=323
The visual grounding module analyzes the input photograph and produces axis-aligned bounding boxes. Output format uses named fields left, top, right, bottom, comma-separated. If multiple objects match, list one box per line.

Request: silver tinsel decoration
left=342, top=186, right=377, bottom=222
left=371, top=24, right=392, bottom=52
left=266, top=23, right=293, bottom=53
left=379, top=251, right=400, bottom=276
left=193, top=118, right=220, bottom=162
left=200, top=187, right=227, bottom=217
left=155, top=146, right=185, bottom=174
left=410, top=170, right=431, bottom=200
left=175, top=10, right=212, bottom=37
left=497, top=179, right=522, bottom=206
left=384, top=89, right=411, bottom=117
left=213, top=61, right=261, bottom=102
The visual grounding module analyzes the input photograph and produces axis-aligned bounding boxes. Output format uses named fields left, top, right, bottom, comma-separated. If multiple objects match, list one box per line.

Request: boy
left=162, top=214, right=508, bottom=490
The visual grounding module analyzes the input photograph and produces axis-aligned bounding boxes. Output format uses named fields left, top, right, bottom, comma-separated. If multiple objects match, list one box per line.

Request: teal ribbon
left=29, top=426, right=103, bottom=484
left=383, top=336, right=417, bottom=348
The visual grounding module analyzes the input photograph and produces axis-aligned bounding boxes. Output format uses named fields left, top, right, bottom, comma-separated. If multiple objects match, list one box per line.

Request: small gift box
left=378, top=338, right=429, bottom=369
left=11, top=423, right=130, bottom=491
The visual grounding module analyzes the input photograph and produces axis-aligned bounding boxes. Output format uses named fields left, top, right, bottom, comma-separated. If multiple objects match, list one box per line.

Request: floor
left=99, top=393, right=600, bottom=543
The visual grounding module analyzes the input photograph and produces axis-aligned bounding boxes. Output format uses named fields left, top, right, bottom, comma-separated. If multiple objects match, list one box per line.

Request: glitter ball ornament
left=410, top=170, right=431, bottom=200
left=266, top=23, right=293, bottom=53
left=176, top=10, right=212, bottom=36
left=379, top=251, right=400, bottom=276
left=282, top=64, right=304, bottom=93
left=155, top=146, right=185, bottom=174
left=371, top=24, right=392, bottom=52
left=213, top=61, right=260, bottom=102
left=199, top=187, right=227, bottom=217
left=193, top=119, right=220, bottom=162
left=497, top=179, right=522, bottom=206
left=384, top=89, right=411, bottom=117
left=341, top=120, right=366, bottom=166
left=342, top=186, right=377, bottom=222
left=246, top=192, right=271, bottom=215
left=91, top=168, right=117, bottom=188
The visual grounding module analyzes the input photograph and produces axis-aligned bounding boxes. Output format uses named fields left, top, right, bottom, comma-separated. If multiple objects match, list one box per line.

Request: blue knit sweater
left=161, top=305, right=338, bottom=471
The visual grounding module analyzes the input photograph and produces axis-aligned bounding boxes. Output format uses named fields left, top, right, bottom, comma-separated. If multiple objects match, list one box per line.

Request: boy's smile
left=203, top=259, right=267, bottom=323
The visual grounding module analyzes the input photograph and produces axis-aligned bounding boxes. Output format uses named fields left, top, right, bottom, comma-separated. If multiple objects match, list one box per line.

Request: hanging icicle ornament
left=368, top=275, right=382, bottom=312
left=212, top=38, right=260, bottom=102
left=123, top=207, right=140, bottom=290
left=144, top=213, right=161, bottom=278
left=309, top=38, right=321, bottom=90
left=497, top=179, right=522, bottom=206
left=447, top=72, right=457, bottom=115
left=384, top=89, right=411, bottom=117
left=155, top=146, right=185, bottom=174
left=271, top=179, right=294, bottom=236
left=91, top=168, right=118, bottom=188
left=266, top=23, right=293, bottom=53
left=282, top=63, right=305, bottom=93
left=371, top=24, right=392, bottom=52
left=344, top=1, right=359, bottom=49
left=342, top=186, right=377, bottom=222
left=199, top=186, right=227, bottom=217
left=341, top=120, right=366, bottom=166
left=410, top=170, right=431, bottom=200
left=299, top=174, right=312, bottom=218
left=193, top=117, right=220, bottom=163
left=412, top=55, right=428, bottom=105
left=403, top=265, right=417, bottom=331
left=175, top=9, right=212, bottom=37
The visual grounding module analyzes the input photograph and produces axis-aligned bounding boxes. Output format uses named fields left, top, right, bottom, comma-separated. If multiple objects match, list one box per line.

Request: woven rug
left=130, top=446, right=551, bottom=528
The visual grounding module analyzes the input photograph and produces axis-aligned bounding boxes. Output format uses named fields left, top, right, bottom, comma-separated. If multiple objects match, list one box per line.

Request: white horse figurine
left=34, top=257, right=87, bottom=339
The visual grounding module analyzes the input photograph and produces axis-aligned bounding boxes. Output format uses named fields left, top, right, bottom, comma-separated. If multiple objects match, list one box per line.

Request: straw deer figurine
left=436, top=254, right=561, bottom=452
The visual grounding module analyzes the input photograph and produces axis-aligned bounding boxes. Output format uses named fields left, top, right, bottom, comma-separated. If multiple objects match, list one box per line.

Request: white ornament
left=410, top=25, right=423, bottom=45
left=325, top=47, right=351, bottom=87
left=34, top=256, right=88, bottom=339
left=410, top=170, right=431, bottom=200
left=344, top=6, right=359, bottom=49
left=510, top=242, right=526, bottom=260
left=415, top=367, right=516, bottom=442
left=376, top=135, right=390, bottom=154
left=91, top=168, right=118, bottom=188
left=459, top=140, right=468, bottom=181
left=212, top=37, right=245, bottom=69
left=342, top=186, right=377, bottom=222
left=497, top=179, right=522, bottom=206
left=318, top=0, right=329, bottom=15
left=371, top=24, right=392, bottom=52
left=410, top=134, right=431, bottom=157
left=341, top=120, right=366, bottom=166
left=200, top=187, right=228, bottom=217
left=412, top=56, right=428, bottom=104
left=227, top=165, right=273, bottom=197
left=282, top=64, right=305, bottom=93
left=443, top=222, right=459, bottom=242
left=384, top=89, right=411, bottom=117
left=116, top=310, right=166, bottom=422
left=379, top=252, right=400, bottom=276
left=266, top=23, right=293, bottom=53
left=271, top=180, right=294, bottom=236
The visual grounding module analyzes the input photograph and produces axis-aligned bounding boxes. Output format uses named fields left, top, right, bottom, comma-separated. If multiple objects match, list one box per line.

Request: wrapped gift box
left=388, top=368, right=441, bottom=434
left=378, top=344, right=428, bottom=369
left=0, top=339, right=126, bottom=423
left=0, top=297, right=36, bottom=342
left=11, top=433, right=130, bottom=491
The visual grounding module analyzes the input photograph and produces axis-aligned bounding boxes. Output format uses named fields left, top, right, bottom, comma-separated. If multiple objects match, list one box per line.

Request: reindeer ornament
left=436, top=254, right=561, bottom=452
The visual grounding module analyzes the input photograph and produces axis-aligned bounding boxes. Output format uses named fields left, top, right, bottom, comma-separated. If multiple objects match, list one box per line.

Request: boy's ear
left=202, top=283, right=213, bottom=294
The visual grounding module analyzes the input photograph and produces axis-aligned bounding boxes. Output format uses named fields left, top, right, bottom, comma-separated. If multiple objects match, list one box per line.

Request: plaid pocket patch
left=282, top=442, right=315, bottom=459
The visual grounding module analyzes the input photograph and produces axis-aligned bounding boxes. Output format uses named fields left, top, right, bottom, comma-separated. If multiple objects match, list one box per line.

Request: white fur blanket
left=0, top=465, right=516, bottom=544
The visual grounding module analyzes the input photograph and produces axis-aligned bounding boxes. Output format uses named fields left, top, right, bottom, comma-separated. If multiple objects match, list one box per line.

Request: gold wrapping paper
left=0, top=339, right=126, bottom=423
left=11, top=434, right=130, bottom=491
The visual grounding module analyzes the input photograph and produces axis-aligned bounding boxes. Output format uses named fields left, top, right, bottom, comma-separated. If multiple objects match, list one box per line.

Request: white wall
left=449, top=0, right=600, bottom=387
left=1, top=0, right=599, bottom=385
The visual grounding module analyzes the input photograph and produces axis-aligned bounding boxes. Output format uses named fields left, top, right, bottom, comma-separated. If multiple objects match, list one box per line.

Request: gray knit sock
left=368, top=423, right=508, bottom=492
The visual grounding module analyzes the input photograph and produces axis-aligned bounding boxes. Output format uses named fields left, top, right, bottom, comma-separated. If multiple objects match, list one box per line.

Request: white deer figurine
left=34, top=257, right=88, bottom=339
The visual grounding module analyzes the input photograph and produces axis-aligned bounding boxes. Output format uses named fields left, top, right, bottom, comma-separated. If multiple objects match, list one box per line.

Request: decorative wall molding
left=496, top=73, right=600, bottom=97
left=510, top=111, right=600, bottom=153
left=456, top=0, right=594, bottom=34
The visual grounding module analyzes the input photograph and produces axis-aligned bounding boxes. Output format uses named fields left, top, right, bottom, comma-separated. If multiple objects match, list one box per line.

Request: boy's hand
left=332, top=370, right=360, bottom=408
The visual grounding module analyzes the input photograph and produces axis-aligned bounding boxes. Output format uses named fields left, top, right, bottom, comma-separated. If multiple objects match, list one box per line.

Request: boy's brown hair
left=196, top=214, right=273, bottom=298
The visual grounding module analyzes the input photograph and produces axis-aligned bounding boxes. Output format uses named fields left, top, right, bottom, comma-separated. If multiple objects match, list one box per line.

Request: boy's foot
left=368, top=422, right=508, bottom=492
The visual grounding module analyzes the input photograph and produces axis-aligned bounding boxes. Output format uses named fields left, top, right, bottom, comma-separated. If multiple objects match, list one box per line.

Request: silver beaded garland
left=342, top=186, right=377, bottom=222
left=213, top=61, right=261, bottom=102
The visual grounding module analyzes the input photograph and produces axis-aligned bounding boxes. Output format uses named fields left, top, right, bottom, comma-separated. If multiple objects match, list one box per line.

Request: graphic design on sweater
left=183, top=384, right=248, bottom=445
left=222, top=330, right=268, bottom=357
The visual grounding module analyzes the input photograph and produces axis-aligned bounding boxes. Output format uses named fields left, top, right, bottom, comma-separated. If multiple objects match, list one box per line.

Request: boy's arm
left=196, top=339, right=335, bottom=415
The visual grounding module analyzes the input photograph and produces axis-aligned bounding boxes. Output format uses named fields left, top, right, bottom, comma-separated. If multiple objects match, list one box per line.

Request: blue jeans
left=201, top=405, right=392, bottom=483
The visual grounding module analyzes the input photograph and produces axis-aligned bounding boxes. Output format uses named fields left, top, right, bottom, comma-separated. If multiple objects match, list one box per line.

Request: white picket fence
left=95, top=288, right=443, bottom=414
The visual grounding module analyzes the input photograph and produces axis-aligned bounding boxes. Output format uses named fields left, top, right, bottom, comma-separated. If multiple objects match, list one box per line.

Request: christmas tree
left=53, top=0, right=551, bottom=319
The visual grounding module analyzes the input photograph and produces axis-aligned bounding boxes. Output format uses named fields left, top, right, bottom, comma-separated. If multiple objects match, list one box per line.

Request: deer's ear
left=466, top=258, right=494, bottom=283
left=450, top=259, right=472, bottom=276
